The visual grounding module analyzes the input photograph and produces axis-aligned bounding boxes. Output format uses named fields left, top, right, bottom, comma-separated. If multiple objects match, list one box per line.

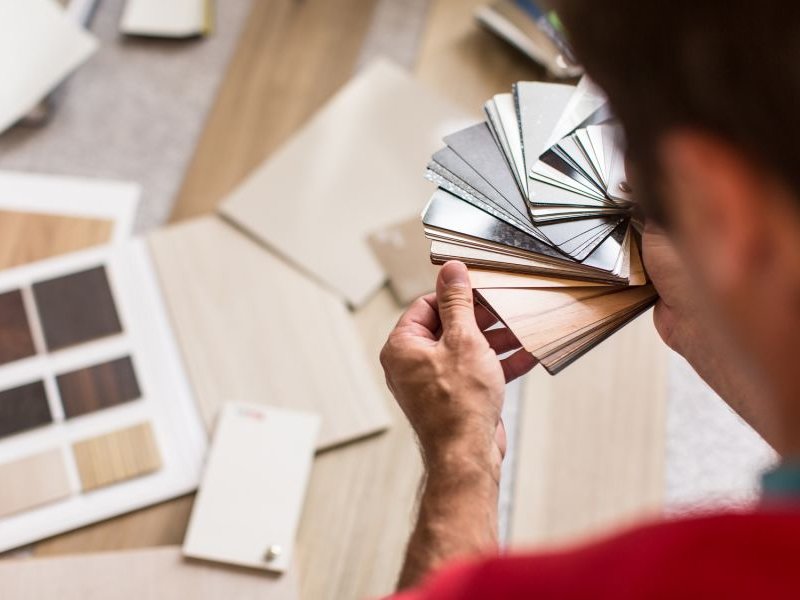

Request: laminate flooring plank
left=171, top=0, right=381, bottom=222
left=0, top=289, right=37, bottom=365
left=0, top=380, right=52, bottom=439
left=57, top=356, right=141, bottom=419
left=509, top=315, right=667, bottom=549
left=414, top=0, right=546, bottom=115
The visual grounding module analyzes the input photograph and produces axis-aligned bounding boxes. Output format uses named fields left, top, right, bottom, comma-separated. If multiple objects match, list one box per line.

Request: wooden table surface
left=1, top=1, right=667, bottom=598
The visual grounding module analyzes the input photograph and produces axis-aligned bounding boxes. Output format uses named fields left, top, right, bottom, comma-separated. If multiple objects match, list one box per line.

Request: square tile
left=0, top=449, right=71, bottom=518
left=0, top=290, right=36, bottom=365
left=72, top=422, right=161, bottom=491
left=58, top=356, right=141, bottom=419
left=0, top=380, right=52, bottom=439
left=33, top=266, right=122, bottom=351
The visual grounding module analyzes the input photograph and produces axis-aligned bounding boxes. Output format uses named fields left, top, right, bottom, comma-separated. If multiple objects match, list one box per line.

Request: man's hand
left=380, top=261, right=536, bottom=589
left=643, top=225, right=780, bottom=450
left=381, top=260, right=536, bottom=466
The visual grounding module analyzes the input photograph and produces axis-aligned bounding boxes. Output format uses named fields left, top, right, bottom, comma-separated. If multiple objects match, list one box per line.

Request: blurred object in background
left=0, top=0, right=97, bottom=135
left=120, top=0, right=213, bottom=38
left=20, top=0, right=100, bottom=127
left=476, top=0, right=582, bottom=79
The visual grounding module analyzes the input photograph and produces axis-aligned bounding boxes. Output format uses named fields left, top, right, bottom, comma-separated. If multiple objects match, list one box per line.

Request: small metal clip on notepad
left=18, top=0, right=100, bottom=127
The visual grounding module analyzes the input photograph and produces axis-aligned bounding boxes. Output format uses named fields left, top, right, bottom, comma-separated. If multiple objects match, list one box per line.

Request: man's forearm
left=396, top=444, right=502, bottom=590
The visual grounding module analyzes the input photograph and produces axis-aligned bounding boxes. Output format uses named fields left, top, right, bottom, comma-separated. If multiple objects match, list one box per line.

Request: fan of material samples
left=422, top=78, right=658, bottom=374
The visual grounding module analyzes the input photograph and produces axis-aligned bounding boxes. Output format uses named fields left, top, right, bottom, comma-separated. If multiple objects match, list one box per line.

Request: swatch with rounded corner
left=72, top=422, right=161, bottom=491
left=0, top=380, right=51, bottom=439
left=32, top=266, right=122, bottom=351
left=57, top=356, right=141, bottom=419
left=0, top=289, right=36, bottom=365
left=0, top=449, right=71, bottom=518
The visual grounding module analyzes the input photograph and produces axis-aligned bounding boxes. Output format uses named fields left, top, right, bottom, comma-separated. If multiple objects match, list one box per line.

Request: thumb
left=436, top=261, right=479, bottom=334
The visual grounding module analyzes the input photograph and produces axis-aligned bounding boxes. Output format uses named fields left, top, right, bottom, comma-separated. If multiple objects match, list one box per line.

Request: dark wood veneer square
left=0, top=380, right=52, bottom=439
left=58, top=356, right=141, bottom=419
left=33, top=266, right=123, bottom=351
left=0, top=290, right=36, bottom=365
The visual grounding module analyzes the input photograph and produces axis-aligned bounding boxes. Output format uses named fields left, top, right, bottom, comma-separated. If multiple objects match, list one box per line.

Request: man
left=379, top=0, right=800, bottom=596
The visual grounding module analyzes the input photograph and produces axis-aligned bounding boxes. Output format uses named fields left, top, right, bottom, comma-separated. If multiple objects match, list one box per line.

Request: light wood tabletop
left=1, top=1, right=667, bottom=598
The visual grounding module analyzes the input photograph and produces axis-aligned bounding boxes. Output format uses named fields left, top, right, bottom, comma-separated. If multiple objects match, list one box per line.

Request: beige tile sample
left=0, top=449, right=71, bottom=518
left=219, top=60, right=471, bottom=307
left=73, top=422, right=162, bottom=491
left=368, top=216, right=438, bottom=305
left=148, top=216, right=391, bottom=450
left=0, top=546, right=298, bottom=599
left=184, top=403, right=319, bottom=572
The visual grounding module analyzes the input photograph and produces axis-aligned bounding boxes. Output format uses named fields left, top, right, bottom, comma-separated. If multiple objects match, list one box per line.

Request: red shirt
left=388, top=511, right=800, bottom=599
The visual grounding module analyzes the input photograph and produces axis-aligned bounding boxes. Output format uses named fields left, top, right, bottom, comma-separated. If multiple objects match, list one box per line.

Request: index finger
left=393, top=293, right=441, bottom=341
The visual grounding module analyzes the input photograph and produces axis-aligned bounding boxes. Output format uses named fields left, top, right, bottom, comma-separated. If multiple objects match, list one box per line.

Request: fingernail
left=440, top=261, right=469, bottom=288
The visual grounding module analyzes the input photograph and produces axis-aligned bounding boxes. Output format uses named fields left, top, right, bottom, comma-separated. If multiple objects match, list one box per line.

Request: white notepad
left=183, top=403, right=320, bottom=572
left=0, top=0, right=97, bottom=135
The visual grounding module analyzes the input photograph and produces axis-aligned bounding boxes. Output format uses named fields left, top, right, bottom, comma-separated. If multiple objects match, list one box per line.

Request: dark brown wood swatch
left=0, top=380, right=52, bottom=439
left=33, top=266, right=123, bottom=351
left=57, top=356, right=141, bottom=419
left=0, top=289, right=36, bottom=365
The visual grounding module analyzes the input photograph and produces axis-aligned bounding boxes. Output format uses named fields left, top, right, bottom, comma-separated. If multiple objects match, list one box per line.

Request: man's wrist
left=423, top=436, right=503, bottom=486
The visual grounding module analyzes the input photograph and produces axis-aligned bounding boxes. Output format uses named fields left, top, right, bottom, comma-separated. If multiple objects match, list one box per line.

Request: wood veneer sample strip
left=0, top=211, right=113, bottom=270
left=33, top=265, right=123, bottom=351
left=73, top=422, right=162, bottom=491
left=57, top=356, right=141, bottom=419
left=0, top=546, right=298, bottom=599
left=0, top=449, right=71, bottom=518
left=0, top=380, right=51, bottom=439
left=469, top=269, right=607, bottom=289
left=148, top=216, right=390, bottom=450
left=0, top=289, right=36, bottom=365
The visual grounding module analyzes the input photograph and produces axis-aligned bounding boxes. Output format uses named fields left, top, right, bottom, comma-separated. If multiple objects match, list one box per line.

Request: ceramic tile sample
left=73, top=422, right=162, bottom=491
left=220, top=60, right=471, bottom=307
left=149, top=216, right=391, bottom=450
left=0, top=449, right=71, bottom=518
left=33, top=266, right=123, bottom=351
left=58, top=356, right=141, bottom=419
left=184, top=403, right=319, bottom=572
left=0, top=290, right=36, bottom=365
left=0, top=0, right=97, bottom=134
left=0, top=381, right=51, bottom=439
left=0, top=546, right=299, bottom=599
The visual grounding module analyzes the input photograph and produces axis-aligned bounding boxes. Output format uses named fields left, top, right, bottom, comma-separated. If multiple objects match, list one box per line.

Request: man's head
left=555, top=2, right=800, bottom=411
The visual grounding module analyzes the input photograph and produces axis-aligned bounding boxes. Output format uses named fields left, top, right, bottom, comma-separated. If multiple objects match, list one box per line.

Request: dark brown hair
left=553, top=0, right=800, bottom=221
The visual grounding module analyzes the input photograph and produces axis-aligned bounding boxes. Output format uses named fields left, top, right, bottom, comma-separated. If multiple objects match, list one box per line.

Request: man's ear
left=658, top=131, right=770, bottom=292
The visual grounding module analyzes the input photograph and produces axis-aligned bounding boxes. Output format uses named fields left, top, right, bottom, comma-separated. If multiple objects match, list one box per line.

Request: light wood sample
left=219, top=60, right=471, bottom=307
left=0, top=546, right=298, bottom=599
left=148, top=216, right=391, bottom=450
left=73, top=422, right=162, bottom=491
left=368, top=216, right=438, bottom=305
left=0, top=211, right=112, bottom=270
left=0, top=449, right=71, bottom=518
left=510, top=314, right=667, bottom=549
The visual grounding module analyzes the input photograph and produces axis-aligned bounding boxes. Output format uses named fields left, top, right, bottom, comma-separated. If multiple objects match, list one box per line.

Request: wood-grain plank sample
left=57, top=356, right=141, bottom=419
left=0, top=289, right=36, bottom=365
left=33, top=266, right=123, bottom=351
left=148, top=216, right=390, bottom=450
left=72, top=422, right=162, bottom=492
left=0, top=380, right=51, bottom=439
left=0, top=449, right=71, bottom=518
left=0, top=211, right=113, bottom=270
